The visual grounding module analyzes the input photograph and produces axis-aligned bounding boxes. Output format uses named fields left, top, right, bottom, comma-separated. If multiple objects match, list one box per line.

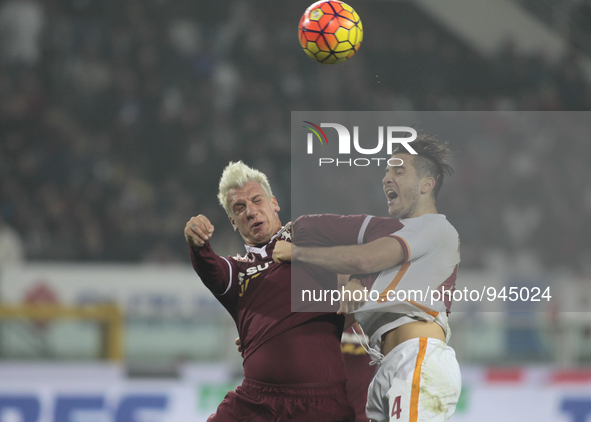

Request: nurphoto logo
left=303, top=122, right=417, bottom=166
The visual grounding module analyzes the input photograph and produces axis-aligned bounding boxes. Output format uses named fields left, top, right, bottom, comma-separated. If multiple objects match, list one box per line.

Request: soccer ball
left=298, top=0, right=363, bottom=64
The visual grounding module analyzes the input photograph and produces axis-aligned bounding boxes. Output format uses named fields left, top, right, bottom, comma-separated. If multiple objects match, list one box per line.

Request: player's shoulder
left=400, top=214, right=457, bottom=239
left=401, top=213, right=451, bottom=228
left=425, top=214, right=459, bottom=246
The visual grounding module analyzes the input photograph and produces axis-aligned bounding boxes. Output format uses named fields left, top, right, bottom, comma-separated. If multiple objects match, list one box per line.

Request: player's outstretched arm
left=185, top=215, right=233, bottom=296
left=289, top=237, right=405, bottom=274
left=185, top=215, right=215, bottom=248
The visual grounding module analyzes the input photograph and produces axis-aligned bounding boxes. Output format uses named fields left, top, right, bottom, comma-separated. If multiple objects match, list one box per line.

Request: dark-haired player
left=185, top=161, right=403, bottom=422
left=274, top=135, right=462, bottom=422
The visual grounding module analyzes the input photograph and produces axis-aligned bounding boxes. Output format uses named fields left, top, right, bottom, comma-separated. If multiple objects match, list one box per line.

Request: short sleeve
left=293, top=214, right=369, bottom=246
left=294, top=214, right=404, bottom=247
left=189, top=242, right=234, bottom=295
left=363, top=217, right=404, bottom=243
left=389, top=216, right=448, bottom=263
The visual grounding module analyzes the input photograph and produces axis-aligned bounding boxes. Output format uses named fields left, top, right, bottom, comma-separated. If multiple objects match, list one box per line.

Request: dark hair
left=392, top=132, right=454, bottom=198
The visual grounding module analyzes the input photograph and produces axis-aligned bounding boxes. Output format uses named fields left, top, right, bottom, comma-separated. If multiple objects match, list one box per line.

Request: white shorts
left=366, top=337, right=461, bottom=422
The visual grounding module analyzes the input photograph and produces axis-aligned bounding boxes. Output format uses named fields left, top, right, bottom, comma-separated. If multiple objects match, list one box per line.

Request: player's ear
left=229, top=216, right=238, bottom=231
left=272, top=196, right=280, bottom=212
left=420, top=177, right=436, bottom=195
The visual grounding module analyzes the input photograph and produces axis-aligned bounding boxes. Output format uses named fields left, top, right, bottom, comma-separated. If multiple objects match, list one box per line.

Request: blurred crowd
left=0, top=0, right=590, bottom=268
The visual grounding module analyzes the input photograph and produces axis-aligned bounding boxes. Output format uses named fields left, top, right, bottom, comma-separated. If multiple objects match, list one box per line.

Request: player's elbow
left=350, top=254, right=380, bottom=274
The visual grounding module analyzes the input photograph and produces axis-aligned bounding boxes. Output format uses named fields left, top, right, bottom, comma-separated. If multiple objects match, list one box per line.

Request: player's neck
left=406, top=203, right=437, bottom=219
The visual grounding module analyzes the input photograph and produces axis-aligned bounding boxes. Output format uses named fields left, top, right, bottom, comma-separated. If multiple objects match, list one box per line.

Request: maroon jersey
left=293, top=214, right=403, bottom=249
left=190, top=214, right=402, bottom=384
left=290, top=214, right=404, bottom=312
left=342, top=324, right=374, bottom=422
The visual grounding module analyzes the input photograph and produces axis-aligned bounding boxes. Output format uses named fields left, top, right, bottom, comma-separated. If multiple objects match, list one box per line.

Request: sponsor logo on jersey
left=243, top=262, right=270, bottom=277
left=238, top=262, right=272, bottom=297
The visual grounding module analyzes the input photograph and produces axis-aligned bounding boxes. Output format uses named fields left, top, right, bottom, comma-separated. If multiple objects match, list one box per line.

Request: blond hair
left=218, top=161, right=274, bottom=215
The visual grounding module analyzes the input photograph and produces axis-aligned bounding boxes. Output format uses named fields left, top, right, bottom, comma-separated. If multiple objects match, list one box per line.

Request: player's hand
left=337, top=274, right=350, bottom=289
left=185, top=215, right=214, bottom=248
left=235, top=337, right=243, bottom=357
left=273, top=240, right=293, bottom=263
left=337, top=278, right=366, bottom=314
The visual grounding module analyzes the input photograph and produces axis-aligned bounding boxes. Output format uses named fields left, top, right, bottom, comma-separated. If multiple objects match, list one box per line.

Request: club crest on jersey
left=276, top=222, right=292, bottom=242
left=233, top=253, right=254, bottom=263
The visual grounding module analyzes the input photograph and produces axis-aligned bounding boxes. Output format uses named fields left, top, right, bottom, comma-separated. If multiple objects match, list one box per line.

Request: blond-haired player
left=186, top=161, right=403, bottom=422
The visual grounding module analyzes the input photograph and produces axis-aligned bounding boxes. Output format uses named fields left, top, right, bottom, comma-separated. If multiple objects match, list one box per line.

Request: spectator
left=0, top=0, right=589, bottom=267
left=0, top=0, right=45, bottom=67
left=0, top=216, right=24, bottom=265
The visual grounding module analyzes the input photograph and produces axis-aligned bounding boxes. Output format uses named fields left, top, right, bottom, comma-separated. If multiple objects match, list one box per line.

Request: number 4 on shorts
left=391, top=395, right=402, bottom=419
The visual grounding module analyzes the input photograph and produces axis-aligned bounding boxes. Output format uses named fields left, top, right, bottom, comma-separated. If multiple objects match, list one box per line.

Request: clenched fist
left=272, top=240, right=293, bottom=263
left=185, top=215, right=215, bottom=248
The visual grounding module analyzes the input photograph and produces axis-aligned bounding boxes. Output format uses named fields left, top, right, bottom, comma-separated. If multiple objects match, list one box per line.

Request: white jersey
left=354, top=213, right=460, bottom=349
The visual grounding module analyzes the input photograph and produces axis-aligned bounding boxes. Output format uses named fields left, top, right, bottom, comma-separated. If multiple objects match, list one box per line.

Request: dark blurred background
left=1, top=0, right=590, bottom=268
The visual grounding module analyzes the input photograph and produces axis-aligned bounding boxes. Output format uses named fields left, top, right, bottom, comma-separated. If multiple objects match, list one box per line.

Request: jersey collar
left=243, top=222, right=292, bottom=259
